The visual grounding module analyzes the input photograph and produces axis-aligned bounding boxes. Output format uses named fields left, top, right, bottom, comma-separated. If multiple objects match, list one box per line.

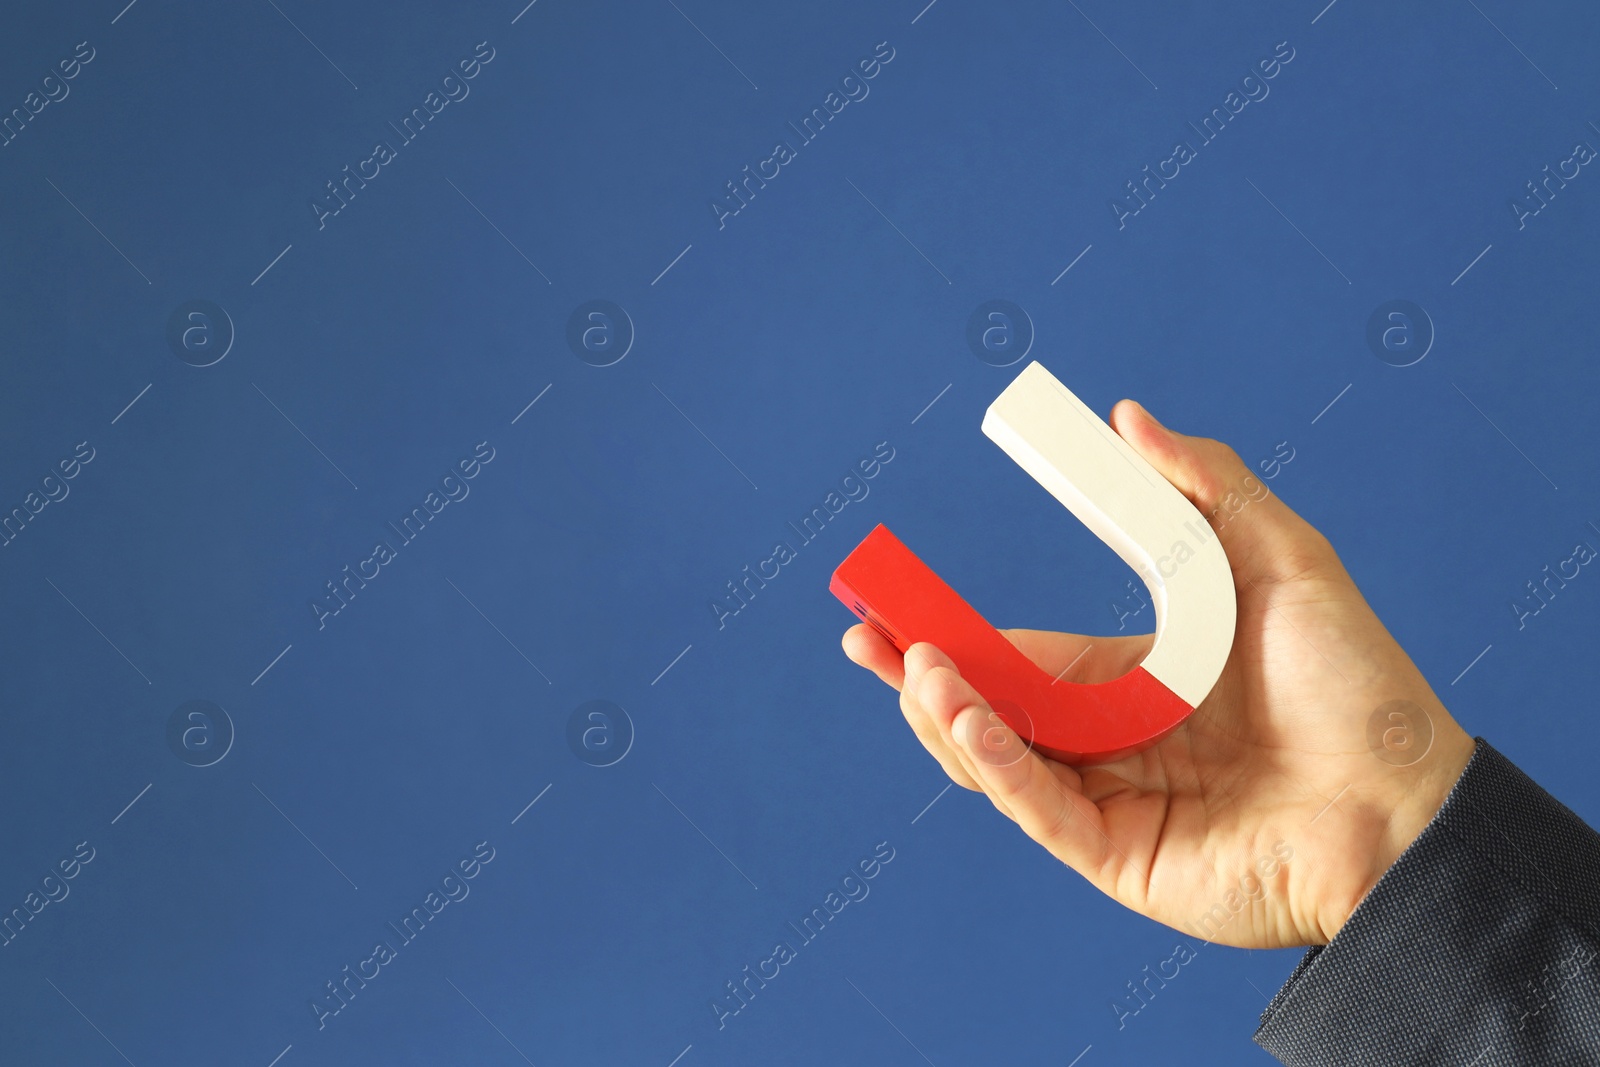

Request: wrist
left=1321, top=723, right=1476, bottom=941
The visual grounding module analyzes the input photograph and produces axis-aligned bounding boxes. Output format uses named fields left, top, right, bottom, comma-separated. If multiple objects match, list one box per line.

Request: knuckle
left=1205, top=436, right=1243, bottom=465
left=1036, top=788, right=1080, bottom=843
left=1182, top=438, right=1247, bottom=510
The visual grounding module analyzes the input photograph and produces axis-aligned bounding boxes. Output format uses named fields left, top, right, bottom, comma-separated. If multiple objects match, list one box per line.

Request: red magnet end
left=831, top=523, right=1194, bottom=765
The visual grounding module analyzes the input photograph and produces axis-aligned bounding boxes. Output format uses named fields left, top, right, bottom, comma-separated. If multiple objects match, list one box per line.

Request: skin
left=841, top=399, right=1476, bottom=948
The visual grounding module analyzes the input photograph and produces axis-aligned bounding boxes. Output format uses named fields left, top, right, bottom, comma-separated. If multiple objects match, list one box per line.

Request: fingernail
left=951, top=708, right=975, bottom=752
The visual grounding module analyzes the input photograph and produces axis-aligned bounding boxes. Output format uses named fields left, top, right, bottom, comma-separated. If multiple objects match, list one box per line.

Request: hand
left=841, top=399, right=1476, bottom=948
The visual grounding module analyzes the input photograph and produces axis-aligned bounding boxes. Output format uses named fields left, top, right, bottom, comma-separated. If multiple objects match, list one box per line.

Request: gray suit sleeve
left=1253, top=737, right=1600, bottom=1065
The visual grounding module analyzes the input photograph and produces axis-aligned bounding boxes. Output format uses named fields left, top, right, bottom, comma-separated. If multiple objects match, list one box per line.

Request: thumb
left=1108, top=399, right=1336, bottom=586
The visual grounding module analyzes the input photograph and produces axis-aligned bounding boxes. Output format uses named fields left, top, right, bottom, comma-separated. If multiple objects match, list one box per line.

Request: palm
left=1025, top=558, right=1413, bottom=949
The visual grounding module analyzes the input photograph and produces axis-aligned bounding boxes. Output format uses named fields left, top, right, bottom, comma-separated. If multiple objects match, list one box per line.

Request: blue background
left=2, top=0, right=1598, bottom=1063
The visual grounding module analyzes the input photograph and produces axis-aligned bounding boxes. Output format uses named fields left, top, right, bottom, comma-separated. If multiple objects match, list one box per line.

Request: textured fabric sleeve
left=1253, top=737, right=1600, bottom=1065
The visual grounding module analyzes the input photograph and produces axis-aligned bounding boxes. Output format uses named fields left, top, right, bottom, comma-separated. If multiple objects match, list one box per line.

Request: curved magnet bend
left=830, top=360, right=1237, bottom=764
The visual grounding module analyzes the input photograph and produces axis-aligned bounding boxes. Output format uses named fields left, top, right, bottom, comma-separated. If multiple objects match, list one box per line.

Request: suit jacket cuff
left=1253, top=737, right=1600, bottom=1065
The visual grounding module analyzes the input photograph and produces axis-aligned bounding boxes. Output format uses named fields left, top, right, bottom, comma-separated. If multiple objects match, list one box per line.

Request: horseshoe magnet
left=831, top=360, right=1237, bottom=764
